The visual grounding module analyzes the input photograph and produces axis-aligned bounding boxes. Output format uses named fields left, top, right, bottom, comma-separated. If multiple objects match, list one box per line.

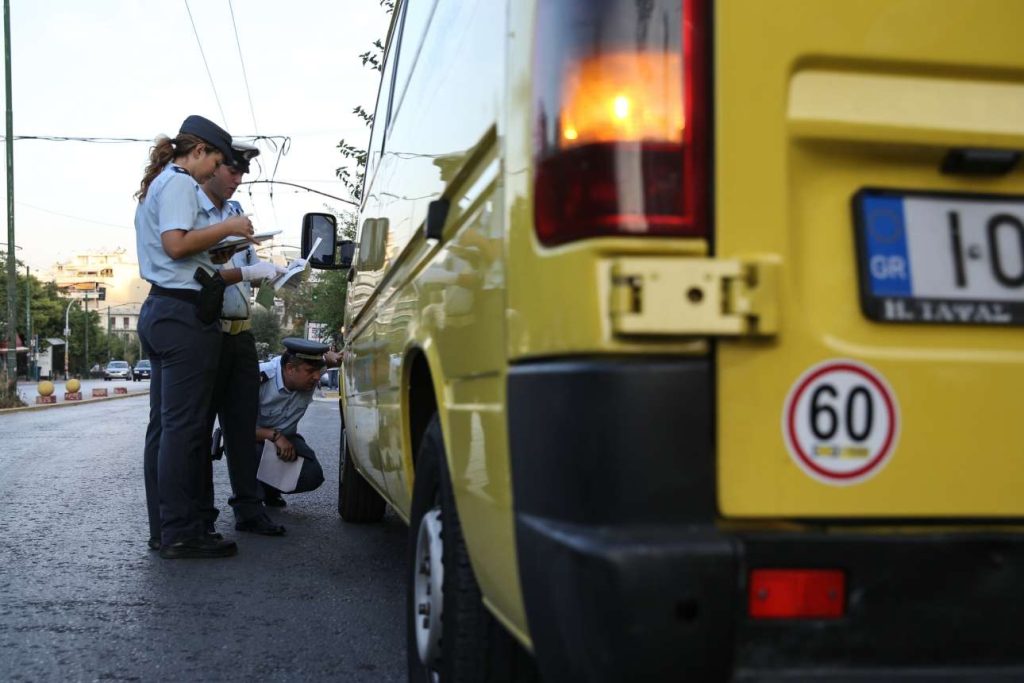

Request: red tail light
left=533, top=0, right=708, bottom=245
left=749, top=569, right=847, bottom=619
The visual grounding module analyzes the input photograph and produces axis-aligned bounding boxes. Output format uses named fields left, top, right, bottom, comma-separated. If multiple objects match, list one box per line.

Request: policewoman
left=198, top=140, right=286, bottom=537
left=254, top=338, right=341, bottom=506
left=135, top=115, right=254, bottom=559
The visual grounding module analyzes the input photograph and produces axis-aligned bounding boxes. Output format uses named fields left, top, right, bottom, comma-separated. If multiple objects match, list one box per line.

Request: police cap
left=282, top=337, right=329, bottom=366
left=230, top=139, right=260, bottom=173
left=178, top=115, right=234, bottom=162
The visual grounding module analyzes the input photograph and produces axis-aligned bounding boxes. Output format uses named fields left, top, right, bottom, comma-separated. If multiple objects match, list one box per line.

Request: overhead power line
left=184, top=0, right=228, bottom=126
left=239, top=180, right=358, bottom=206
left=228, top=0, right=260, bottom=136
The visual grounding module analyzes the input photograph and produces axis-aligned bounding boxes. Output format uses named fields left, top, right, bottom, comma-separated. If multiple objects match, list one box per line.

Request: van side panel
left=360, top=0, right=529, bottom=639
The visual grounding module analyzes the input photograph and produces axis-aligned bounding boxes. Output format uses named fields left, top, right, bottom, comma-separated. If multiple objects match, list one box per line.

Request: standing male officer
left=197, top=140, right=286, bottom=536
left=255, top=338, right=341, bottom=506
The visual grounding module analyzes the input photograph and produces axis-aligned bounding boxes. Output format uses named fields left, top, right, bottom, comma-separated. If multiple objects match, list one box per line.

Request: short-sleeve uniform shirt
left=257, top=356, right=314, bottom=436
left=193, top=192, right=254, bottom=320
left=135, top=164, right=216, bottom=290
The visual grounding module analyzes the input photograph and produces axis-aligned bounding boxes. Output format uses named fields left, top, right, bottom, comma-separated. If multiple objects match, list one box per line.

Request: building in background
left=48, top=248, right=148, bottom=336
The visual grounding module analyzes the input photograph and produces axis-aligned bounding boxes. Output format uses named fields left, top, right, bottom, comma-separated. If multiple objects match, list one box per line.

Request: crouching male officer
left=255, top=338, right=341, bottom=506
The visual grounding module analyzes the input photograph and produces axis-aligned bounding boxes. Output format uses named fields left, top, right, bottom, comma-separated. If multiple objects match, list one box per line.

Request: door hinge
left=610, top=256, right=780, bottom=336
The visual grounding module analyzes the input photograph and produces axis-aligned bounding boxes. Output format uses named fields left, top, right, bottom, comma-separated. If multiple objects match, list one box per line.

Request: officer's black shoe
left=263, top=494, right=287, bottom=508
left=236, top=515, right=286, bottom=536
left=159, top=536, right=238, bottom=559
left=148, top=537, right=160, bottom=551
left=206, top=531, right=224, bottom=540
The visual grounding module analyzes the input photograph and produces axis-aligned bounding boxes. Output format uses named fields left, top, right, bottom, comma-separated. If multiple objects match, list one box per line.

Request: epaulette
left=171, top=166, right=190, bottom=175
left=260, top=371, right=270, bottom=384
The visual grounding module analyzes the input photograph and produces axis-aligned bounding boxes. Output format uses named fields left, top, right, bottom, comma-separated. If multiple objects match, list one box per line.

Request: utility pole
left=24, top=264, right=31, bottom=380
left=3, top=0, right=17, bottom=383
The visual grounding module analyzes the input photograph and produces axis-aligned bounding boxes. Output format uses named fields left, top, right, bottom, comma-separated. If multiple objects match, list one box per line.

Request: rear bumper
left=508, top=358, right=1024, bottom=682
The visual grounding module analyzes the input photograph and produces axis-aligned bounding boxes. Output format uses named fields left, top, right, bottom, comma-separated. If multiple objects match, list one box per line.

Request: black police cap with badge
left=230, top=139, right=260, bottom=174
left=179, top=114, right=234, bottom=161
left=282, top=337, right=329, bottom=368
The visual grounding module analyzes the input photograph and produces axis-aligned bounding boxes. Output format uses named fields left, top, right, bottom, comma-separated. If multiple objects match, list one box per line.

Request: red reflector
left=534, top=142, right=691, bottom=244
left=749, top=569, right=846, bottom=619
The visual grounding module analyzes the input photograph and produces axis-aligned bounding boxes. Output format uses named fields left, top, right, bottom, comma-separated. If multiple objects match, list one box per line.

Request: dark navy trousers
left=139, top=294, right=222, bottom=546
left=201, top=329, right=262, bottom=527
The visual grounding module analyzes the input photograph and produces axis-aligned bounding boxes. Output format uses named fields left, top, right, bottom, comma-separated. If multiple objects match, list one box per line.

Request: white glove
left=286, top=257, right=308, bottom=271
left=240, top=260, right=285, bottom=282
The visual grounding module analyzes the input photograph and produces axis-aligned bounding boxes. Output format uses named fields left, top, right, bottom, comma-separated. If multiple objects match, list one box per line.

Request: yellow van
left=305, top=0, right=1024, bottom=679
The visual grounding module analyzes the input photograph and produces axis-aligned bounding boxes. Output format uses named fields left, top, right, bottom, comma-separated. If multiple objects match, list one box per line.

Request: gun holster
left=193, top=267, right=225, bottom=325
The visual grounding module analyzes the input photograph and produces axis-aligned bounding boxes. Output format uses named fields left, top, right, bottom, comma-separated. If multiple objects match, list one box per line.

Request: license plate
left=854, top=189, right=1024, bottom=326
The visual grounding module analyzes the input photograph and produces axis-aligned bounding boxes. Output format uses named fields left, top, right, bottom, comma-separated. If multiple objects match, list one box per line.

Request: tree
left=335, top=1, right=394, bottom=204
left=251, top=306, right=283, bottom=358
left=269, top=0, right=389, bottom=350
left=0, top=251, right=104, bottom=379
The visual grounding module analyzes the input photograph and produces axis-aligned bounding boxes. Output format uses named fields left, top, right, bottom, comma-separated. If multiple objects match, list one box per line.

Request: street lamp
left=63, top=298, right=77, bottom=380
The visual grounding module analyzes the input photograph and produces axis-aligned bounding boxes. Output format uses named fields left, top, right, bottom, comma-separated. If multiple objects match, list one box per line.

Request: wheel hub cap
left=413, top=507, right=444, bottom=669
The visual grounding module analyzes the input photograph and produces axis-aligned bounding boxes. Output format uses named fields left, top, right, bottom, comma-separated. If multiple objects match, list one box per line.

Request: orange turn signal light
left=558, top=51, right=684, bottom=148
left=749, top=569, right=846, bottom=619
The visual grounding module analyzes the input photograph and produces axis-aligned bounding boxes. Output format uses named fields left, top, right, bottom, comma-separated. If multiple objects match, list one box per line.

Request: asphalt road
left=0, top=395, right=408, bottom=682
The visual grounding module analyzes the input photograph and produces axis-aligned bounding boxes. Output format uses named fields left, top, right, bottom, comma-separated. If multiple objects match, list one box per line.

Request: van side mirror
left=301, top=213, right=343, bottom=270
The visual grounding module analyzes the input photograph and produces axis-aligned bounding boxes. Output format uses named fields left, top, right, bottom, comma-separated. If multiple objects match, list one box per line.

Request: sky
left=0, top=0, right=392, bottom=275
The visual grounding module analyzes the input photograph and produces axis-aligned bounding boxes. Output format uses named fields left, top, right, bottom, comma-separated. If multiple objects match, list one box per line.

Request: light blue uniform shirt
left=194, top=193, right=254, bottom=320
left=135, top=164, right=215, bottom=290
left=257, top=356, right=314, bottom=436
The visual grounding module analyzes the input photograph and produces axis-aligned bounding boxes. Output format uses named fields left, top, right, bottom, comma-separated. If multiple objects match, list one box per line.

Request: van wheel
left=338, top=425, right=386, bottom=523
left=407, top=415, right=539, bottom=683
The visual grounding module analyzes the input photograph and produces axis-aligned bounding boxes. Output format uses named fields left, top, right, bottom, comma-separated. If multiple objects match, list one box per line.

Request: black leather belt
left=149, top=284, right=200, bottom=305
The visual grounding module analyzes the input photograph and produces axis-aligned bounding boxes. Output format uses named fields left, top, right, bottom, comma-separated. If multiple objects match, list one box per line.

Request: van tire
left=338, top=426, right=386, bottom=523
left=407, top=415, right=539, bottom=683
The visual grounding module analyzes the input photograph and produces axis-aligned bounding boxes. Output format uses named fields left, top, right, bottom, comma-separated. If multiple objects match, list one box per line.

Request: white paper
left=256, top=439, right=302, bottom=492
left=267, top=236, right=322, bottom=291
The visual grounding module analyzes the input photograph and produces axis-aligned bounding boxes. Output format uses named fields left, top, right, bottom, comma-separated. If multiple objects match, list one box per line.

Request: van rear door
left=715, top=0, right=1024, bottom=517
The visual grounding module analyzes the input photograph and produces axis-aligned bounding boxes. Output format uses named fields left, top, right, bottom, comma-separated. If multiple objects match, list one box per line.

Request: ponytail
left=134, top=133, right=208, bottom=200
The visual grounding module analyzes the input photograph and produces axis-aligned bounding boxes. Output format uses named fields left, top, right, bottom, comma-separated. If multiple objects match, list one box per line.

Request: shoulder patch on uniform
left=260, top=371, right=270, bottom=384
left=172, top=166, right=190, bottom=175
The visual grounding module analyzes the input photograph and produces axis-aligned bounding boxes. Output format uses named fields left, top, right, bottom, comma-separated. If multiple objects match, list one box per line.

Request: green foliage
left=358, top=39, right=385, bottom=72
left=251, top=306, right=283, bottom=355
left=335, top=0, right=393, bottom=204
left=0, top=379, right=24, bottom=409
left=0, top=252, right=106, bottom=377
left=276, top=267, right=349, bottom=346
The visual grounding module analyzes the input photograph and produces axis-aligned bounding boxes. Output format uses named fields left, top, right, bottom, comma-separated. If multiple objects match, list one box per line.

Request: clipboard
left=209, top=230, right=282, bottom=255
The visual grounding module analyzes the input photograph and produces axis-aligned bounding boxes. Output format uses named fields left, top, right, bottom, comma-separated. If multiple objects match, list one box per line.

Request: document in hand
left=266, top=236, right=322, bottom=291
left=254, top=236, right=324, bottom=308
left=256, top=439, right=302, bottom=493
left=267, top=260, right=308, bottom=291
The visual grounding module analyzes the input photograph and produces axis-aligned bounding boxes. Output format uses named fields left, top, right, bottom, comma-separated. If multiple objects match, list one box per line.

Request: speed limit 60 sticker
left=782, top=360, right=900, bottom=486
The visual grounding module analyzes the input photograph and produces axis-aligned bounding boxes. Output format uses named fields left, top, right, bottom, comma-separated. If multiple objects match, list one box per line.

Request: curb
left=0, top=389, right=149, bottom=415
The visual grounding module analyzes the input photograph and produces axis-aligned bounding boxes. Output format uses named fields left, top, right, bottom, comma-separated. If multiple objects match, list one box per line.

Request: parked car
left=132, top=359, right=151, bottom=381
left=308, top=1, right=1024, bottom=680
left=318, top=367, right=339, bottom=390
left=103, top=360, right=131, bottom=381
